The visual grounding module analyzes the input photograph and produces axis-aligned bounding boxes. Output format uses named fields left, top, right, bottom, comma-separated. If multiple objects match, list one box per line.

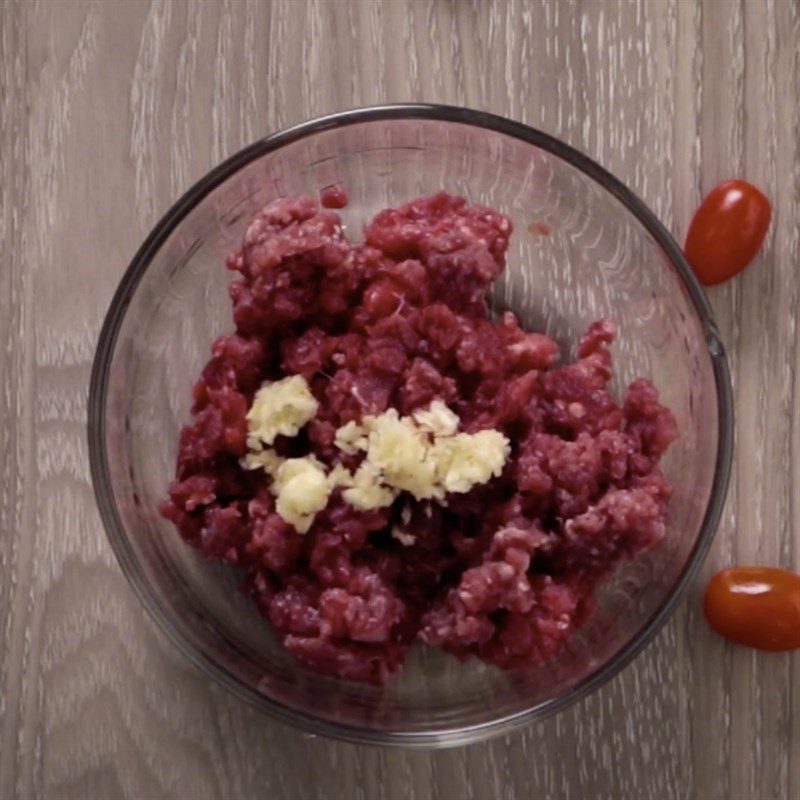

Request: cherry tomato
left=684, top=179, right=772, bottom=286
left=704, top=567, right=800, bottom=651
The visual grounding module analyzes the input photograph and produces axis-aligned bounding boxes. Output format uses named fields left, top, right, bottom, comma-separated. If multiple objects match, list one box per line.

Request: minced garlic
left=271, top=456, right=331, bottom=534
left=431, top=430, right=510, bottom=493
left=362, top=410, right=440, bottom=500
left=241, top=384, right=510, bottom=531
left=341, top=462, right=397, bottom=510
left=333, top=420, right=368, bottom=454
left=391, top=528, right=417, bottom=546
left=412, top=399, right=460, bottom=437
left=246, top=375, right=318, bottom=449
left=332, top=402, right=510, bottom=507
left=240, top=448, right=285, bottom=476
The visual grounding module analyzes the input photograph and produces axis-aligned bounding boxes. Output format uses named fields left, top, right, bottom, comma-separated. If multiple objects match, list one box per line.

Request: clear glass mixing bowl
left=88, top=104, right=733, bottom=747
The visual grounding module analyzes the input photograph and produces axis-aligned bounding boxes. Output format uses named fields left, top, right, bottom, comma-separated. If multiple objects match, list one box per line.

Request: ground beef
left=320, top=183, right=348, bottom=209
left=160, top=191, right=677, bottom=684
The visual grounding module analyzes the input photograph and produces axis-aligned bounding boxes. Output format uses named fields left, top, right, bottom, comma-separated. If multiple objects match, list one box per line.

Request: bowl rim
left=88, top=102, right=733, bottom=748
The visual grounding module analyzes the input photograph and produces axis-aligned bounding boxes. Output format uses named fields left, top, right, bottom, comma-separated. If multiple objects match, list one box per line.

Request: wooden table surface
left=2, top=1, right=799, bottom=798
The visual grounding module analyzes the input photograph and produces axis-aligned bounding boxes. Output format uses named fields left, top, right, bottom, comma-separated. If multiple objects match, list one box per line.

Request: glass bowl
left=88, top=104, right=732, bottom=748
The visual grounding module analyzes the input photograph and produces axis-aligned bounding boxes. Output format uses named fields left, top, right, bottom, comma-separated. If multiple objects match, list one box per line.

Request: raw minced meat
left=160, top=191, right=677, bottom=684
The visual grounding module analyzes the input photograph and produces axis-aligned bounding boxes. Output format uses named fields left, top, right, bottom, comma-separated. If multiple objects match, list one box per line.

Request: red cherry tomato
left=704, top=567, right=800, bottom=651
left=685, top=179, right=771, bottom=286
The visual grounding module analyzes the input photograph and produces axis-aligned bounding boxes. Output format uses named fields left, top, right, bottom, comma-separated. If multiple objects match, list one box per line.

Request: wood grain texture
left=1, top=1, right=799, bottom=798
